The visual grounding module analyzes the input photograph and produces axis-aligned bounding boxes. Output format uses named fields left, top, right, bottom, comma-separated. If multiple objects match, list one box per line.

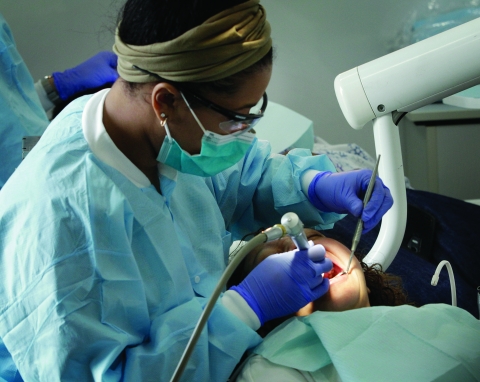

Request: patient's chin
left=296, top=302, right=314, bottom=316
left=312, top=279, right=363, bottom=312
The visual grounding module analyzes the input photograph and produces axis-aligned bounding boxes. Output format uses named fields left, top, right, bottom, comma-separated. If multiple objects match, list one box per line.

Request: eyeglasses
left=133, top=65, right=268, bottom=134
left=181, top=88, right=268, bottom=134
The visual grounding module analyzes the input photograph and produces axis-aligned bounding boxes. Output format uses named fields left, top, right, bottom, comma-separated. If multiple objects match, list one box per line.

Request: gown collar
left=82, top=89, right=177, bottom=188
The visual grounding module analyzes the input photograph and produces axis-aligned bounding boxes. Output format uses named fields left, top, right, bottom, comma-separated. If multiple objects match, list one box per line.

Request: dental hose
left=170, top=224, right=286, bottom=382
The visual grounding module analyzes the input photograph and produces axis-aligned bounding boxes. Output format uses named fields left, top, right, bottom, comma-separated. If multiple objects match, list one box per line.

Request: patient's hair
left=361, top=262, right=410, bottom=307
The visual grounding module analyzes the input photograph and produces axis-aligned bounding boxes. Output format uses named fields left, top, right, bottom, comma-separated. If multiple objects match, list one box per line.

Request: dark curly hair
left=361, top=261, right=411, bottom=307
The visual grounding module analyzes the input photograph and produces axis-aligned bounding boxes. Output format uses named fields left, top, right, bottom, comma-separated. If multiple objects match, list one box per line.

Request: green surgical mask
left=156, top=93, right=256, bottom=177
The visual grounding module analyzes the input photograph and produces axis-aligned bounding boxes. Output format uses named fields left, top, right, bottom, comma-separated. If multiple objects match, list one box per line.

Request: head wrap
left=113, top=0, right=272, bottom=83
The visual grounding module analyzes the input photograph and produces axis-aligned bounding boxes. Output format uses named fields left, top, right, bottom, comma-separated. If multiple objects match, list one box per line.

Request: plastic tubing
left=431, top=260, right=457, bottom=307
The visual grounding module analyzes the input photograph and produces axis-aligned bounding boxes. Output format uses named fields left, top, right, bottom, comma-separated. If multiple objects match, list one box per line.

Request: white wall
left=1, top=0, right=122, bottom=79
left=2, top=0, right=423, bottom=157
left=261, top=0, right=422, bottom=157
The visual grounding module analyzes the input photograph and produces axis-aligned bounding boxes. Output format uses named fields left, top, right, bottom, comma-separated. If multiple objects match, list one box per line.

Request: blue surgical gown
left=0, top=91, right=340, bottom=381
left=0, top=13, right=49, bottom=188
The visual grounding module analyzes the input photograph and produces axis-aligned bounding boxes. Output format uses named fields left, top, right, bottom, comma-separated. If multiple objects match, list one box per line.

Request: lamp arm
left=363, top=114, right=407, bottom=270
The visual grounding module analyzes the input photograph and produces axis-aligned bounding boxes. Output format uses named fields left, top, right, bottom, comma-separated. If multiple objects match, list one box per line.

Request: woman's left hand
left=308, top=169, right=393, bottom=233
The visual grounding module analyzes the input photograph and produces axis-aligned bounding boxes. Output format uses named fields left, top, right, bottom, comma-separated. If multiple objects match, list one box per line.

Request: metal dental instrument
left=281, top=212, right=311, bottom=250
left=343, top=155, right=381, bottom=274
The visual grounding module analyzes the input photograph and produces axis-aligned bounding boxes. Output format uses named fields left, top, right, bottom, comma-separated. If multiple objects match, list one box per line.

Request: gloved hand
left=308, top=170, right=393, bottom=233
left=52, top=51, right=118, bottom=100
left=230, top=244, right=332, bottom=325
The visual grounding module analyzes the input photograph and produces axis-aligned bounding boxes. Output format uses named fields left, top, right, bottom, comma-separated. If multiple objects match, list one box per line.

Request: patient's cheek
left=296, top=302, right=314, bottom=316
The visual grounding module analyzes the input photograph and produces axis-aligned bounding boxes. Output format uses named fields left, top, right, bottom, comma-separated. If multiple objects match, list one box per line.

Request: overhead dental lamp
left=334, top=17, right=480, bottom=269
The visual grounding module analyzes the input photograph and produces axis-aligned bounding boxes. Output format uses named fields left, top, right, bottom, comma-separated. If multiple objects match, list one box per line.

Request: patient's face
left=244, top=229, right=370, bottom=313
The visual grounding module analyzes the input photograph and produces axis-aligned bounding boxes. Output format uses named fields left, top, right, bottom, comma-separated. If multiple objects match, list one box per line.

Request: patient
left=229, top=230, right=480, bottom=382
left=228, top=228, right=410, bottom=337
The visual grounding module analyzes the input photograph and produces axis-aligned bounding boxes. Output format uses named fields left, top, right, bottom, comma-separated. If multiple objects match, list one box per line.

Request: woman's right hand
left=230, top=244, right=332, bottom=325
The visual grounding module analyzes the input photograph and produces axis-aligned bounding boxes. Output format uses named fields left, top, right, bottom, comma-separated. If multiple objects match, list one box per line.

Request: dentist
left=0, top=1, right=392, bottom=381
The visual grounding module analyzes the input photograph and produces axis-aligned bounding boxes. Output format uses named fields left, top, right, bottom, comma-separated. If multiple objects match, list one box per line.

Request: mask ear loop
left=180, top=92, right=207, bottom=134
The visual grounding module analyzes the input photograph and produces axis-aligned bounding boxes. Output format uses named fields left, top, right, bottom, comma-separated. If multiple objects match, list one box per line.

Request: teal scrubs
left=0, top=13, right=49, bottom=188
left=0, top=92, right=340, bottom=381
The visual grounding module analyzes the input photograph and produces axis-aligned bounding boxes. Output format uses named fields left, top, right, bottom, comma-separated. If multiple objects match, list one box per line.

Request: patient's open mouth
left=323, top=262, right=343, bottom=279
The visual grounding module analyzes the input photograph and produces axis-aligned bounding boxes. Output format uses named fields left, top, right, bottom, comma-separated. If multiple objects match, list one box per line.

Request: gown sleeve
left=211, top=138, right=343, bottom=239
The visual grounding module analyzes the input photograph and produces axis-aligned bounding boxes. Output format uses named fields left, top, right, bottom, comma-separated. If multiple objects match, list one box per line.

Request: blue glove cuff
left=307, top=171, right=331, bottom=212
left=230, top=285, right=266, bottom=326
left=52, top=70, right=77, bottom=100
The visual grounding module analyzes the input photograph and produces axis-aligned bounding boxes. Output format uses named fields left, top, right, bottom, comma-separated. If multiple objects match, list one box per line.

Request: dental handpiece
left=281, top=212, right=311, bottom=250
left=344, top=155, right=381, bottom=274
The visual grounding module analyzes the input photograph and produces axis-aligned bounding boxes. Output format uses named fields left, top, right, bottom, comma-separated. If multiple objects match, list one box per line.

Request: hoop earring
left=160, top=113, right=167, bottom=127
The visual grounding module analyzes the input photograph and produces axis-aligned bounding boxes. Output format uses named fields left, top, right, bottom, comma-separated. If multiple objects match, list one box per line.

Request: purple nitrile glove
left=231, top=244, right=332, bottom=325
left=308, top=170, right=393, bottom=233
left=52, top=51, right=118, bottom=100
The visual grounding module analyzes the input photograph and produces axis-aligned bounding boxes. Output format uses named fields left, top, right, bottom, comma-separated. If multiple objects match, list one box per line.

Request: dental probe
left=281, top=212, right=311, bottom=250
left=343, top=155, right=381, bottom=274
